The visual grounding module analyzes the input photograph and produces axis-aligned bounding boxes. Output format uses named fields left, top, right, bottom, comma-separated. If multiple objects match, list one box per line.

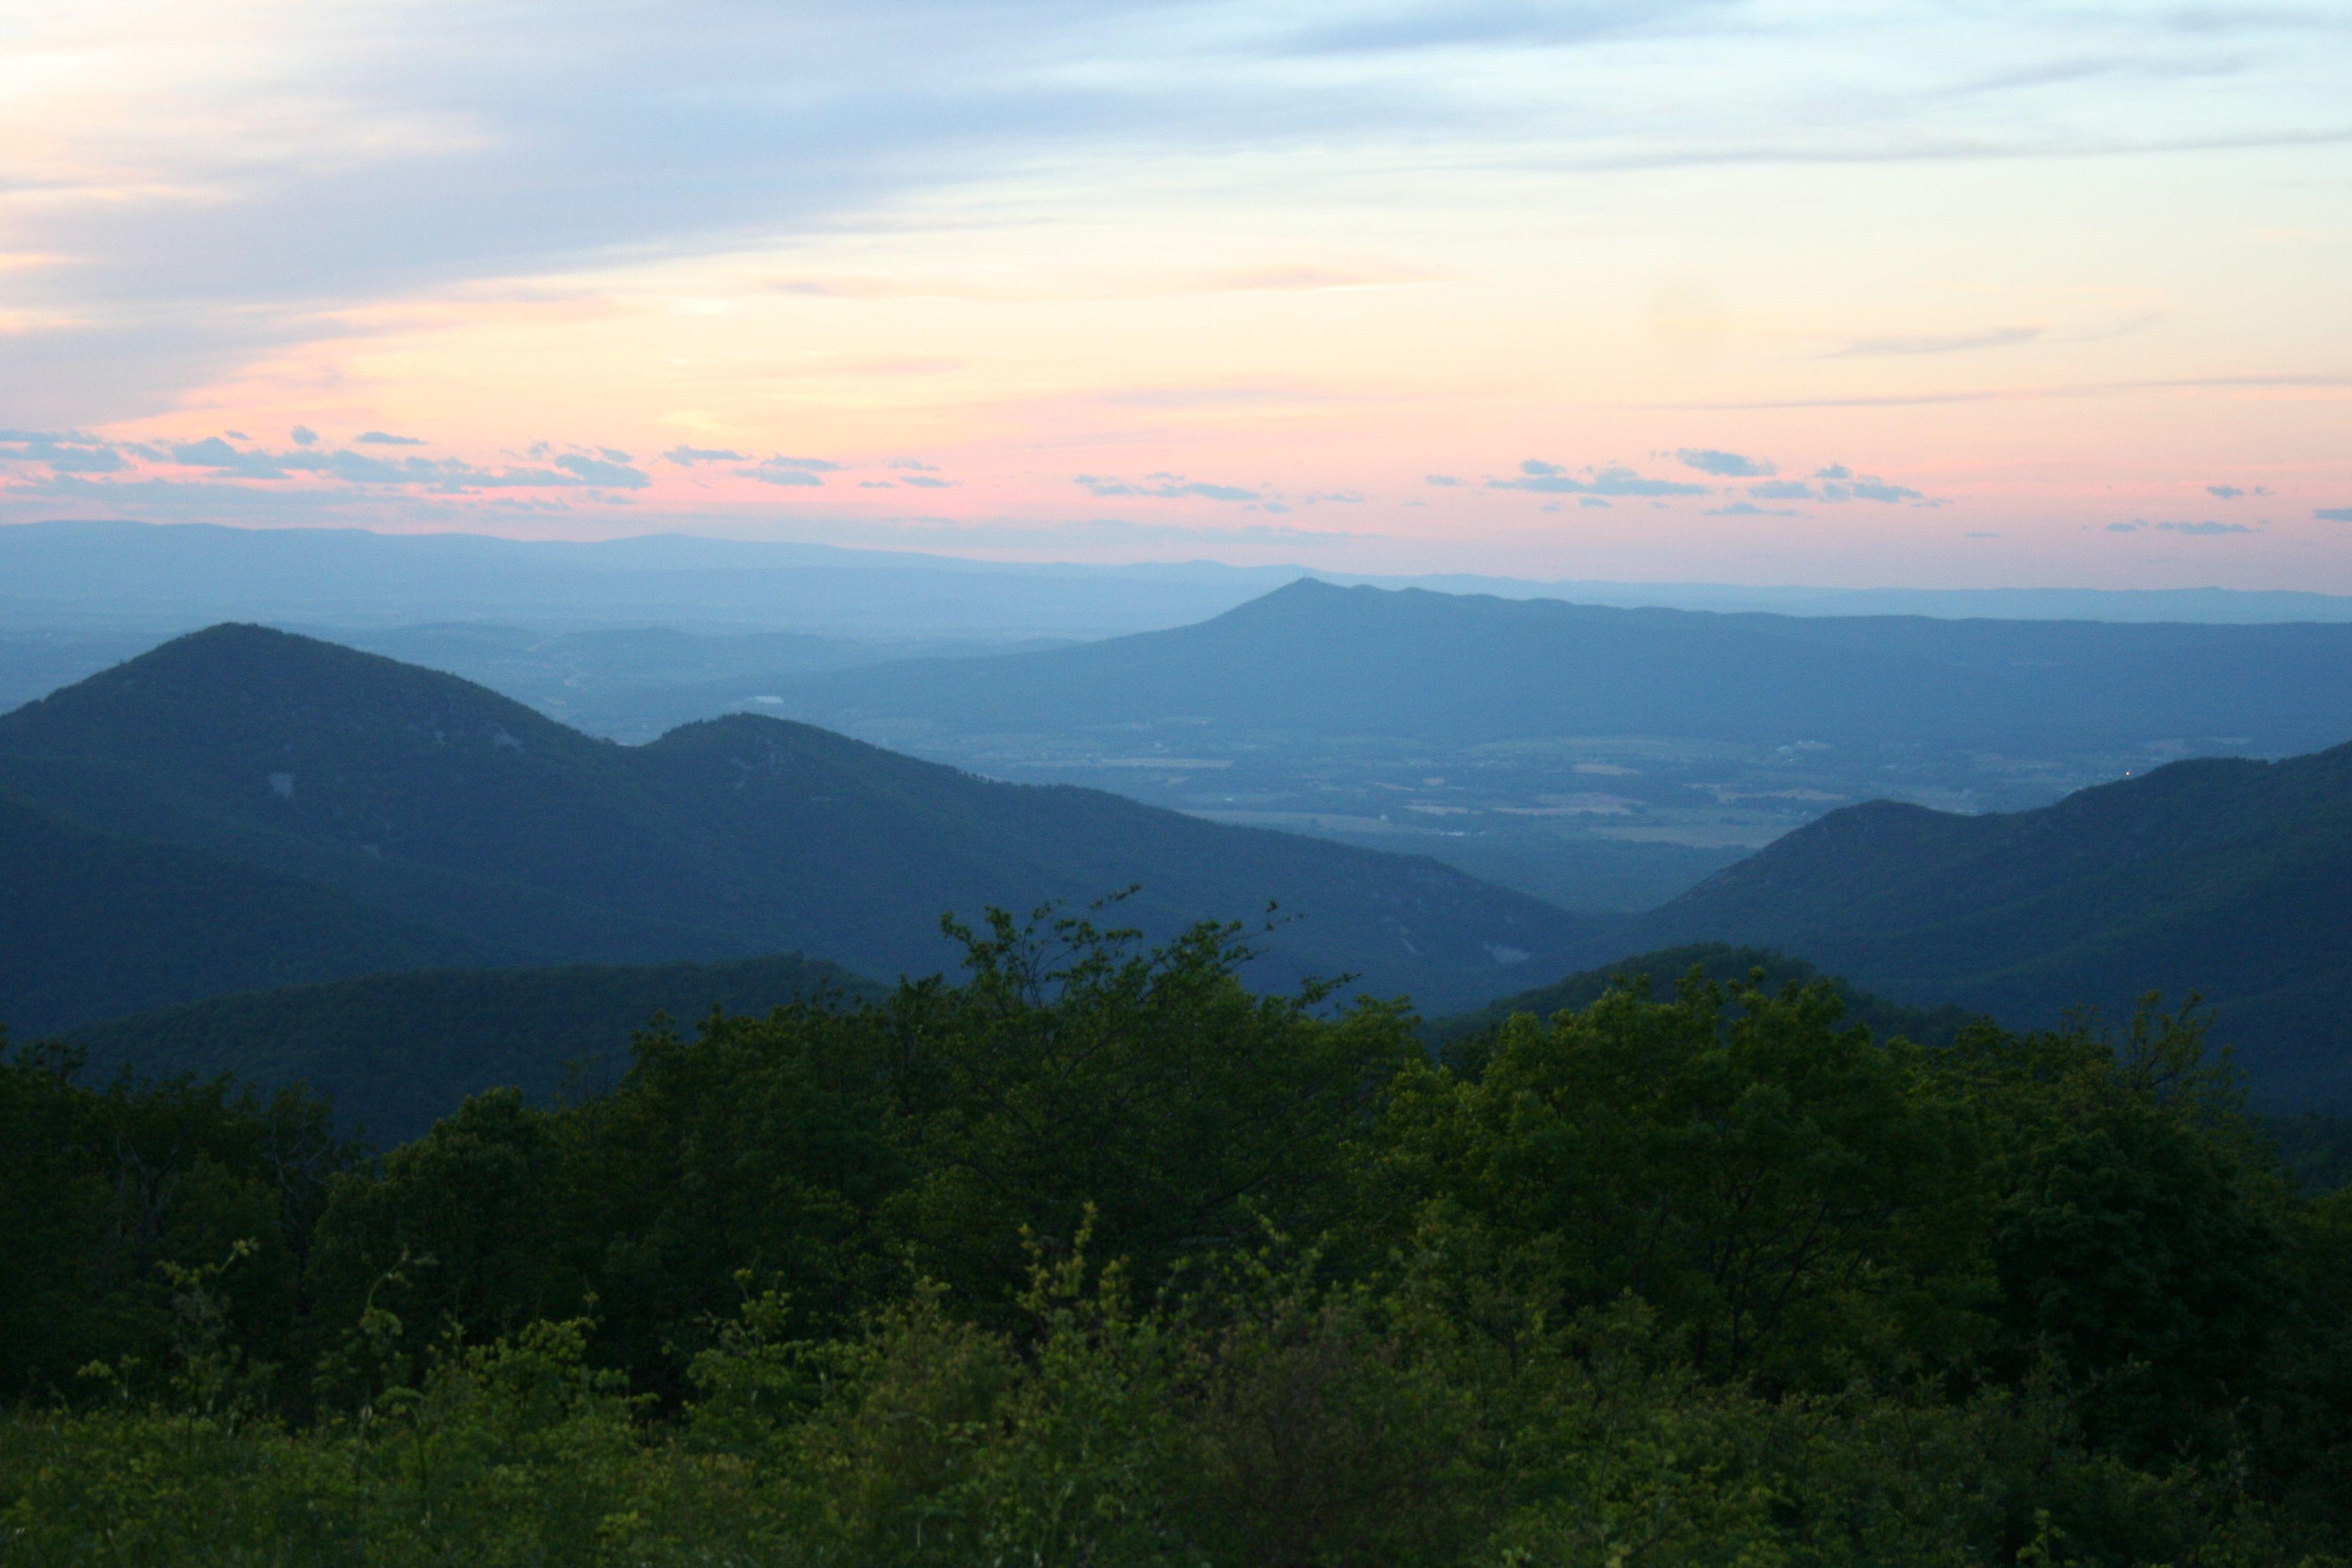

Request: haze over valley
left=14, top=521, right=2352, bottom=917
left=9, top=534, right=2352, bottom=1121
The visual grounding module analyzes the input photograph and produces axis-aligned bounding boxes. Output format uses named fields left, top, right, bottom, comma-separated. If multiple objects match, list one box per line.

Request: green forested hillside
left=0, top=789, right=508, bottom=1034
left=68, top=952, right=879, bottom=1144
left=1426, top=942, right=1976, bottom=1058
left=1626, top=742, right=2352, bottom=1108
left=0, top=623, right=1603, bottom=1023
left=3, top=914, right=2347, bottom=1564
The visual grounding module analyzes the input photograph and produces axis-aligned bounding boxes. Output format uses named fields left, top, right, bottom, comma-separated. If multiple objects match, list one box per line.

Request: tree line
left=3, top=907, right=2348, bottom=1565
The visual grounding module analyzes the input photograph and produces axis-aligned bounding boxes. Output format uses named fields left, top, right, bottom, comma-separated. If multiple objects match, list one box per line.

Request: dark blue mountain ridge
left=0, top=787, right=511, bottom=1035
left=0, top=623, right=1606, bottom=1025
left=64, top=952, right=880, bottom=1145
left=1620, top=742, right=2352, bottom=1109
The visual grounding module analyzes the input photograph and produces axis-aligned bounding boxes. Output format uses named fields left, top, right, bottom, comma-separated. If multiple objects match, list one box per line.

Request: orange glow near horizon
left=3, top=2, right=2348, bottom=587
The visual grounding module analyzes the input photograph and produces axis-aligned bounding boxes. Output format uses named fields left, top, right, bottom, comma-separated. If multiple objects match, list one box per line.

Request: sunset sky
left=2, top=1, right=2348, bottom=587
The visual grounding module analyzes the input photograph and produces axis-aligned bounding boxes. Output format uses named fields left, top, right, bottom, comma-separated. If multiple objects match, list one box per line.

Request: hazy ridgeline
left=13, top=519, right=2352, bottom=639
left=10, top=576, right=2352, bottom=1113
left=0, top=622, right=1599, bottom=1033
left=13, top=532, right=2352, bottom=919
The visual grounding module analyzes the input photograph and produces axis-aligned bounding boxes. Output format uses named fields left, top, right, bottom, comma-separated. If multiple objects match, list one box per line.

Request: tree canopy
left=4, top=911, right=2349, bottom=1565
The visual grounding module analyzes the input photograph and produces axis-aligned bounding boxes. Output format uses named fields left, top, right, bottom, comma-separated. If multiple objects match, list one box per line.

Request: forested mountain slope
left=68, top=953, right=878, bottom=1144
left=1624, top=745, right=2352, bottom=1108
left=760, top=577, right=2352, bottom=752
left=0, top=790, right=507, bottom=1033
left=0, top=625, right=1598, bottom=1018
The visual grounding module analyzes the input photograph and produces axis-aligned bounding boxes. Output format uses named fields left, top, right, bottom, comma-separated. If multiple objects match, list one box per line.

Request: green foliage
left=1388, top=969, right=1989, bottom=1388
left=5, top=920, right=2352, bottom=1565
left=0, top=1033, right=356, bottom=1412
left=1946, top=1003, right=2294, bottom=1459
left=1427, top=941, right=1975, bottom=1068
left=2268, top=1111, right=2352, bottom=1195
left=304, top=906, right=1416, bottom=1393
left=872, top=908, right=1413, bottom=1313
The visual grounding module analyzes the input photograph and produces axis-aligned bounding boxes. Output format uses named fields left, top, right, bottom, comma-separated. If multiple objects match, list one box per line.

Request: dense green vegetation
left=1426, top=941, right=1976, bottom=1060
left=1631, top=743, right=2352, bottom=1111
left=0, top=623, right=1594, bottom=1025
left=67, top=952, right=879, bottom=1145
left=5, top=911, right=2349, bottom=1565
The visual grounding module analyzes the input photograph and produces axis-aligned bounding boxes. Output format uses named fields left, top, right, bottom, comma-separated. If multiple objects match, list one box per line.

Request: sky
left=1, top=0, right=2348, bottom=587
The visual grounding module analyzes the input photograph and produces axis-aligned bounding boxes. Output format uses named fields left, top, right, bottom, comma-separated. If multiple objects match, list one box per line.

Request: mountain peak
left=0, top=623, right=1598, bottom=1020
left=1, top=621, right=578, bottom=749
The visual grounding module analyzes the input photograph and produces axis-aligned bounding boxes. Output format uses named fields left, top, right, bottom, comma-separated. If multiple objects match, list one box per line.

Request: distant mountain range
left=1621, top=745, right=2352, bottom=1109
left=0, top=623, right=1598, bottom=1030
left=755, top=579, right=2352, bottom=757
left=7, top=519, right=2351, bottom=642
left=9, top=576, right=2352, bottom=1117
left=0, top=519, right=1298, bottom=638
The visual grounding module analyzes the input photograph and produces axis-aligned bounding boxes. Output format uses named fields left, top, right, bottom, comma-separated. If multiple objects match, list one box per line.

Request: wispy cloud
left=1279, top=1, right=1722, bottom=59
left=1489, top=459, right=1708, bottom=497
left=734, top=454, right=841, bottom=487
left=1673, top=448, right=1775, bottom=478
left=0, top=429, right=131, bottom=475
left=553, top=452, right=649, bottom=488
left=1635, top=374, right=2352, bottom=413
left=1076, top=473, right=1259, bottom=502
left=935, top=516, right=1371, bottom=549
left=1826, top=325, right=2045, bottom=358
left=1743, top=465, right=1926, bottom=505
left=2, top=429, right=655, bottom=495
left=768, top=265, right=1435, bottom=305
